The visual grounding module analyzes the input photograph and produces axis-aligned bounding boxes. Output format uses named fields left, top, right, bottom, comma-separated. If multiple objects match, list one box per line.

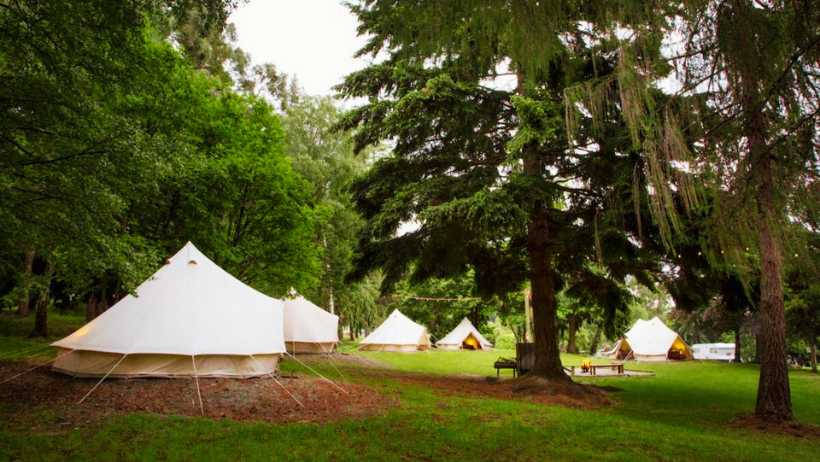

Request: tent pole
left=0, top=348, right=75, bottom=386
left=191, top=355, right=204, bottom=416
left=249, top=354, right=304, bottom=408
left=284, top=352, right=348, bottom=395
left=78, top=353, right=127, bottom=404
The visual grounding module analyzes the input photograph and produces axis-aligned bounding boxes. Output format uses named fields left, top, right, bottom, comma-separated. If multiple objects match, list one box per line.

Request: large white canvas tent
left=605, top=316, right=692, bottom=361
left=51, top=242, right=286, bottom=378
left=436, top=318, right=493, bottom=350
left=692, top=343, right=735, bottom=361
left=359, top=309, right=431, bottom=352
left=283, top=295, right=339, bottom=354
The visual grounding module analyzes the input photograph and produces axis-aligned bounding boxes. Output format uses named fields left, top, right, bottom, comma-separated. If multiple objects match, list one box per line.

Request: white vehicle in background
left=692, top=343, right=736, bottom=361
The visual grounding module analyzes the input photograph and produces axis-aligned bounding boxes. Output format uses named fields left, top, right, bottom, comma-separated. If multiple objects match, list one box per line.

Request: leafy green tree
left=281, top=95, right=382, bottom=333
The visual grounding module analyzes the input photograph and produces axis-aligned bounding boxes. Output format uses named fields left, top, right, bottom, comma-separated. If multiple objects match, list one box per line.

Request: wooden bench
left=587, top=363, right=624, bottom=376
left=494, top=358, right=518, bottom=377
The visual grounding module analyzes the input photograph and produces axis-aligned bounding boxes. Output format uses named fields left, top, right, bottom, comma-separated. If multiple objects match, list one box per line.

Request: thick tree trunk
left=566, top=315, right=579, bottom=354
left=524, top=155, right=566, bottom=379
left=746, top=101, right=791, bottom=421
left=518, top=69, right=566, bottom=380
left=16, top=249, right=35, bottom=316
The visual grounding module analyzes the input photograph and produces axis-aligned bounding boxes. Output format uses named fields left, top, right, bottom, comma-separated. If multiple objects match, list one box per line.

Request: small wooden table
left=587, top=363, right=624, bottom=376
left=494, top=358, right=518, bottom=378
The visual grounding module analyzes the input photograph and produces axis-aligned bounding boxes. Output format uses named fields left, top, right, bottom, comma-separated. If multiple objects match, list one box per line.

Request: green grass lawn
left=1, top=313, right=818, bottom=461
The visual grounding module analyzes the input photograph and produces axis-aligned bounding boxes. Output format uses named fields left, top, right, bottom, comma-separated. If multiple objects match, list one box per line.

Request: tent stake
left=191, top=355, right=204, bottom=416
left=78, top=353, right=127, bottom=404
left=285, top=352, right=348, bottom=395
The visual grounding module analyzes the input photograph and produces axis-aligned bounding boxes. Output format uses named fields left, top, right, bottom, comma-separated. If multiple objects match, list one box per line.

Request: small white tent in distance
left=283, top=295, right=339, bottom=354
left=605, top=316, right=692, bottom=361
left=436, top=318, right=493, bottom=350
left=359, top=309, right=431, bottom=352
left=692, top=343, right=736, bottom=361
left=51, top=242, right=286, bottom=378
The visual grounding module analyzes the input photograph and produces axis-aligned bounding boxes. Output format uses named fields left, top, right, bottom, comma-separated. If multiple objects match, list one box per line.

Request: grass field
left=1, top=312, right=818, bottom=461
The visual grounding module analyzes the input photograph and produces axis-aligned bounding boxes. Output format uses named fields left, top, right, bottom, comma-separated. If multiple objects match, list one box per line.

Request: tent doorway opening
left=462, top=333, right=482, bottom=350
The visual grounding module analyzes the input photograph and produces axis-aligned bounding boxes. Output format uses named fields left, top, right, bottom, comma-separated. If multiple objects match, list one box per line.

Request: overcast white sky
left=229, top=0, right=368, bottom=98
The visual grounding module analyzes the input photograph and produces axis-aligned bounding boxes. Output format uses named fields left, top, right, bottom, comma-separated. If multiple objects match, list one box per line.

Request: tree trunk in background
left=589, top=324, right=602, bottom=356
left=16, top=249, right=35, bottom=316
left=810, top=338, right=817, bottom=374
left=30, top=260, right=53, bottom=338
left=94, top=286, right=109, bottom=319
left=734, top=325, right=742, bottom=363
left=566, top=315, right=579, bottom=354
left=86, top=293, right=98, bottom=322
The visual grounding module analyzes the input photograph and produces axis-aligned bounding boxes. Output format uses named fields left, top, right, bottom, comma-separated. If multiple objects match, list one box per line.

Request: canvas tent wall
left=51, top=242, right=286, bottom=378
left=692, top=343, right=735, bottom=361
left=607, top=317, right=692, bottom=361
left=436, top=318, right=493, bottom=350
left=359, top=310, right=431, bottom=352
left=283, top=295, right=339, bottom=354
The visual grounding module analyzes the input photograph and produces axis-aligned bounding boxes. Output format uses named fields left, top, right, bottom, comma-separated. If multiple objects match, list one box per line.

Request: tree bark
left=29, top=260, right=53, bottom=338
left=566, top=315, right=579, bottom=354
left=810, top=337, right=817, bottom=374
left=744, top=90, right=791, bottom=422
left=16, top=249, right=35, bottom=316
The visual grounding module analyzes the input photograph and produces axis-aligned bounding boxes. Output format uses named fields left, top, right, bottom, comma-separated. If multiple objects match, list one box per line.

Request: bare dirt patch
left=0, top=360, right=393, bottom=428
left=729, top=414, right=820, bottom=440
left=368, top=370, right=612, bottom=409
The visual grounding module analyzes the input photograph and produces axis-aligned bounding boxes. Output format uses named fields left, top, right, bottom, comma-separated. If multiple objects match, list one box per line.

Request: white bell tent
left=283, top=295, right=339, bottom=354
left=51, top=242, right=286, bottom=378
left=436, top=318, right=493, bottom=350
left=606, top=316, right=692, bottom=361
left=359, top=309, right=431, bottom=352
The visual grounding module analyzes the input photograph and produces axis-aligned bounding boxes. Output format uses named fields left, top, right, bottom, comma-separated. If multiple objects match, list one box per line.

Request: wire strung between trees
left=405, top=296, right=480, bottom=302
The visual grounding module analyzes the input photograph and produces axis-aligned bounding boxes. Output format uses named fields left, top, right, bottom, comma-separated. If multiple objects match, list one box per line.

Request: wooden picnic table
left=493, top=358, right=518, bottom=377
left=588, top=363, right=624, bottom=375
